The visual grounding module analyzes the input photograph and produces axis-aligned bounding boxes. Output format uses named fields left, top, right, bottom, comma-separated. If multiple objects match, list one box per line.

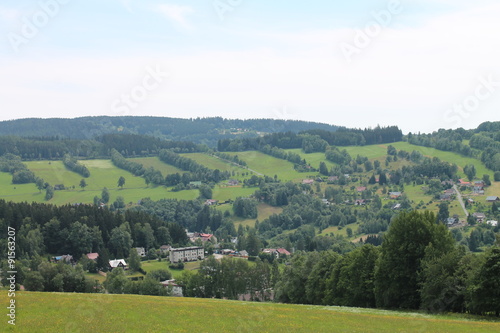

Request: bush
left=169, top=262, right=184, bottom=270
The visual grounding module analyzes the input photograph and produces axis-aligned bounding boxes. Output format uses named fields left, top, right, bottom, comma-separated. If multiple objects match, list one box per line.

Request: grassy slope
left=0, top=160, right=198, bottom=205
left=232, top=203, right=284, bottom=229
left=3, top=292, right=500, bottom=333
left=126, top=157, right=183, bottom=176
left=179, top=153, right=250, bottom=178
left=226, top=151, right=316, bottom=182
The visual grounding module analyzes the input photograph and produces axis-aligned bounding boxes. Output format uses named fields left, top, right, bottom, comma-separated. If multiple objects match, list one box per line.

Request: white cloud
left=157, top=4, right=194, bottom=31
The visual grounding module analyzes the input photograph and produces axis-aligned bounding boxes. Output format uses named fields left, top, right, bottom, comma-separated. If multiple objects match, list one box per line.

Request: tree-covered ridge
left=408, top=121, right=500, bottom=171
left=0, top=116, right=341, bottom=146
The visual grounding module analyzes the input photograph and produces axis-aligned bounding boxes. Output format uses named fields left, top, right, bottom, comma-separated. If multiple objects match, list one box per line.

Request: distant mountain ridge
left=0, top=116, right=342, bottom=145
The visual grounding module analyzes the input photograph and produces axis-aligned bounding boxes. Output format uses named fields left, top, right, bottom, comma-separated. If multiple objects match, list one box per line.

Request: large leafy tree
left=469, top=247, right=500, bottom=316
left=374, top=211, right=455, bottom=309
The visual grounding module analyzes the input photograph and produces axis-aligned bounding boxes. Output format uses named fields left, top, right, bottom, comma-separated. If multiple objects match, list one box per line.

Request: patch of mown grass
left=5, top=292, right=500, bottom=332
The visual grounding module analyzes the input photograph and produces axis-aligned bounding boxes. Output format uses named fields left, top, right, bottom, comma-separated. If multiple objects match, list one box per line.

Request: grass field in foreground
left=3, top=292, right=500, bottom=333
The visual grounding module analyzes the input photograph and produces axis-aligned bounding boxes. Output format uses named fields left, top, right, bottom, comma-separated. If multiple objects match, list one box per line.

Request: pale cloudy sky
left=0, top=0, right=499, bottom=133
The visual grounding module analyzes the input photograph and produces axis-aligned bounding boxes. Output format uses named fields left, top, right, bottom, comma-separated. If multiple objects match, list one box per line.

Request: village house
left=109, top=259, right=128, bottom=270
left=458, top=179, right=471, bottom=186
left=486, top=220, right=498, bottom=227
left=227, top=179, right=239, bottom=186
left=389, top=191, right=402, bottom=199
left=199, top=233, right=218, bottom=243
left=302, top=179, right=314, bottom=185
left=86, top=253, right=99, bottom=261
left=472, top=212, right=486, bottom=223
left=136, top=247, right=146, bottom=257
left=204, top=199, right=219, bottom=206
left=169, top=246, right=204, bottom=263
left=486, top=196, right=499, bottom=203
left=354, top=199, right=366, bottom=206
left=54, top=254, right=73, bottom=264
left=238, top=250, right=249, bottom=258
left=356, top=186, right=367, bottom=192
left=262, top=248, right=291, bottom=258
left=160, top=245, right=171, bottom=255
left=160, top=279, right=183, bottom=297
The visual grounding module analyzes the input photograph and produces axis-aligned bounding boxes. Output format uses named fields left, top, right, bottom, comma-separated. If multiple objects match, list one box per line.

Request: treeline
left=0, top=134, right=205, bottom=161
left=259, top=144, right=308, bottom=168
left=110, top=148, right=145, bottom=176
left=273, top=211, right=500, bottom=316
left=62, top=154, right=90, bottom=177
left=159, top=150, right=230, bottom=185
left=0, top=135, right=103, bottom=160
left=211, top=151, right=247, bottom=167
left=217, top=126, right=403, bottom=152
left=96, top=133, right=201, bottom=155
left=0, top=200, right=188, bottom=262
left=0, top=153, right=35, bottom=184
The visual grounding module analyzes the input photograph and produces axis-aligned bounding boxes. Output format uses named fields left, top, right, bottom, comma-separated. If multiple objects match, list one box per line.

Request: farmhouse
left=109, top=259, right=128, bottom=270
left=472, top=212, right=486, bottom=223
left=356, top=186, right=367, bottom=192
left=169, top=246, right=204, bottom=263
left=204, top=199, right=219, bottom=206
left=302, top=179, right=314, bottom=185
left=227, top=179, right=239, bottom=186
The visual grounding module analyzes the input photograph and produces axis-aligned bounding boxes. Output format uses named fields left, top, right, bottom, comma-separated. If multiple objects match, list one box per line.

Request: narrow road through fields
left=453, top=184, right=468, bottom=217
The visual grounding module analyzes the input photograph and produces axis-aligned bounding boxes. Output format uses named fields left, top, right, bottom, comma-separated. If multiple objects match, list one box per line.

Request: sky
left=0, top=0, right=499, bottom=134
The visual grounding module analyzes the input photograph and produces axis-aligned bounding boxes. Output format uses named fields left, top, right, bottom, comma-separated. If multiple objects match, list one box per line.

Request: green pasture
left=179, top=153, right=249, bottom=177
left=284, top=148, right=337, bottom=169
left=4, top=292, right=500, bottom=333
left=126, top=157, right=183, bottom=176
left=226, top=151, right=316, bottom=181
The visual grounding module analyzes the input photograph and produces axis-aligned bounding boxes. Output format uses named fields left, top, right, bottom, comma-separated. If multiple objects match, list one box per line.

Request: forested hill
left=0, top=116, right=341, bottom=146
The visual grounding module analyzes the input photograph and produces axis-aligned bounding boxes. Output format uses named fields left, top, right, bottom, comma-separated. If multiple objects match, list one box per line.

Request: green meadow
left=226, top=151, right=315, bottom=182
left=0, top=160, right=198, bottom=205
left=285, top=148, right=337, bottom=169
left=3, top=292, right=500, bottom=333
left=126, top=157, right=183, bottom=176
left=179, top=153, right=250, bottom=177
